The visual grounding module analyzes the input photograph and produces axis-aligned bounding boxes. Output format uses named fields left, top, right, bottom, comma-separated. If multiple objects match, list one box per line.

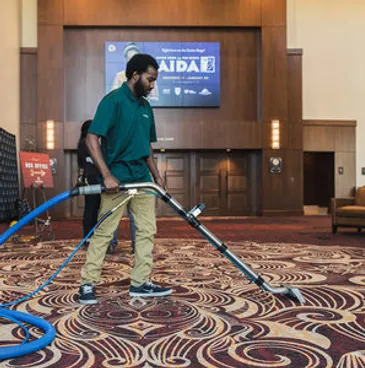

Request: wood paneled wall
left=303, top=120, right=356, bottom=198
left=62, top=0, right=262, bottom=27
left=20, top=48, right=37, bottom=151
left=33, top=0, right=303, bottom=218
left=63, top=28, right=261, bottom=150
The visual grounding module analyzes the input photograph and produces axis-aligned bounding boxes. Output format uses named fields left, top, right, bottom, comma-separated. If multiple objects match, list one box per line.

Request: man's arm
left=85, top=133, right=119, bottom=192
left=146, top=145, right=167, bottom=190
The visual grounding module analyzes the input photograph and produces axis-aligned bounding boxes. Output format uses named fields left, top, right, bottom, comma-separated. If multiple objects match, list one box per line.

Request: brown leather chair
left=331, top=186, right=365, bottom=234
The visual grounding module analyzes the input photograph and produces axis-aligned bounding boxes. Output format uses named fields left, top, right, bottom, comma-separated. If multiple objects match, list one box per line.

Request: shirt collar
left=122, top=82, right=137, bottom=102
left=121, top=82, right=146, bottom=106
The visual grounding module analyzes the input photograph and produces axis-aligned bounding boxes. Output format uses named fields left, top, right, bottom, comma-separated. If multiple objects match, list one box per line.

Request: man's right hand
left=103, top=174, right=120, bottom=193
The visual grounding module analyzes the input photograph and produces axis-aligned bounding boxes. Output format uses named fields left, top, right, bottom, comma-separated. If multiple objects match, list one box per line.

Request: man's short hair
left=125, top=54, right=159, bottom=80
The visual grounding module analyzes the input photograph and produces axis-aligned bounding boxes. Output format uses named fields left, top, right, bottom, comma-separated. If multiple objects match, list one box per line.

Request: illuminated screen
left=105, top=41, right=220, bottom=107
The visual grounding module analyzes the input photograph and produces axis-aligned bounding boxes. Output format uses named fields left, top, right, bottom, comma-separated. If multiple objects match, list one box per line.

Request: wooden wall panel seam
left=287, top=48, right=303, bottom=55
left=20, top=47, right=38, bottom=54
left=303, top=120, right=357, bottom=127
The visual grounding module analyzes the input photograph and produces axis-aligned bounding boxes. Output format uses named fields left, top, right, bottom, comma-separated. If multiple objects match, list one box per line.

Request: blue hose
left=0, top=308, right=56, bottom=360
left=0, top=190, right=72, bottom=360
left=0, top=311, right=30, bottom=345
left=0, top=187, right=150, bottom=359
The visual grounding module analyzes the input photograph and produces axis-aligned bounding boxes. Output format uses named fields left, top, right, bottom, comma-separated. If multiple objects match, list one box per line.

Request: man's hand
left=103, top=174, right=120, bottom=193
left=155, top=176, right=167, bottom=191
left=146, top=145, right=168, bottom=191
left=76, top=174, right=88, bottom=187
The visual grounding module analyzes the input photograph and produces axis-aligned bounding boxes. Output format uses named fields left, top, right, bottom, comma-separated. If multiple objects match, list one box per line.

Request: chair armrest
left=331, top=197, right=355, bottom=220
left=331, top=198, right=355, bottom=208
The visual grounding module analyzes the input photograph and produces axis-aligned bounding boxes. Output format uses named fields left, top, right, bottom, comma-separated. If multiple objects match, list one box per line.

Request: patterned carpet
left=1, top=236, right=365, bottom=367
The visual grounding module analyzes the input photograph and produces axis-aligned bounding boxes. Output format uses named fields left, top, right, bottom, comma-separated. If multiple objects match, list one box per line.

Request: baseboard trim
left=261, top=209, right=304, bottom=216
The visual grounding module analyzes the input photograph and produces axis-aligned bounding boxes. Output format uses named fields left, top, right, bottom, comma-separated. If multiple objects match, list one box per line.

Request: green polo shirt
left=88, top=82, right=157, bottom=183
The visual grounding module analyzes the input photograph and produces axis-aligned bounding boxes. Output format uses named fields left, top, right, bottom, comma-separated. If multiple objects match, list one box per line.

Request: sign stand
left=19, top=152, right=55, bottom=242
left=32, top=185, right=54, bottom=241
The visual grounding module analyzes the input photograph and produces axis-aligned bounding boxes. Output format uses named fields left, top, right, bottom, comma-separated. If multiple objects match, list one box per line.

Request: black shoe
left=106, top=243, right=116, bottom=255
left=79, top=283, right=98, bottom=305
left=129, top=281, right=172, bottom=297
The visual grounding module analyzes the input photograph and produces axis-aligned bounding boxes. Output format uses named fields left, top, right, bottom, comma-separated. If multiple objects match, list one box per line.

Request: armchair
left=331, top=187, right=365, bottom=234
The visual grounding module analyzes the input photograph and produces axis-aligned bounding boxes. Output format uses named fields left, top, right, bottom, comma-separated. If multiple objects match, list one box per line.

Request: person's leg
left=112, top=226, right=119, bottom=244
left=127, top=206, right=136, bottom=253
left=127, top=191, right=156, bottom=286
left=127, top=190, right=171, bottom=297
left=82, top=194, right=101, bottom=239
left=80, top=192, right=127, bottom=287
left=106, top=225, right=119, bottom=254
left=107, top=206, right=135, bottom=254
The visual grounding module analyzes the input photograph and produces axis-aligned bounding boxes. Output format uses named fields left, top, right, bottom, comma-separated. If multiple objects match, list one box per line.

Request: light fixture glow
left=271, top=119, right=280, bottom=150
left=46, top=120, right=55, bottom=150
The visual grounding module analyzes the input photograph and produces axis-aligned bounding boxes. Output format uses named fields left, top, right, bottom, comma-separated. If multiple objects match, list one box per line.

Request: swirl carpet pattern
left=1, top=238, right=365, bottom=367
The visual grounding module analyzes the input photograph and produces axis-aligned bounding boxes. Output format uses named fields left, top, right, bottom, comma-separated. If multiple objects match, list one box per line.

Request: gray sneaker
left=129, top=281, right=172, bottom=297
left=79, top=283, right=98, bottom=305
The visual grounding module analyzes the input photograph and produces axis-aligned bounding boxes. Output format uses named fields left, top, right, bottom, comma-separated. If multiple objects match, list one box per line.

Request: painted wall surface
left=21, top=0, right=37, bottom=47
left=0, top=0, right=20, bottom=143
left=288, top=0, right=365, bottom=186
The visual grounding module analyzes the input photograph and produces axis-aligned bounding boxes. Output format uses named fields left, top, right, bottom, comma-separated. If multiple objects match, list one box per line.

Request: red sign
left=20, top=152, right=54, bottom=188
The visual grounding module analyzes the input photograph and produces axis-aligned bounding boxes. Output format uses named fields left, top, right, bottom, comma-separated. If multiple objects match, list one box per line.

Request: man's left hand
left=155, top=176, right=167, bottom=191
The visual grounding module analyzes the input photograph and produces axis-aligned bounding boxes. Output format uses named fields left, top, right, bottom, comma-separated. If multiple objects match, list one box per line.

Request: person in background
left=77, top=120, right=135, bottom=254
left=78, top=54, right=171, bottom=305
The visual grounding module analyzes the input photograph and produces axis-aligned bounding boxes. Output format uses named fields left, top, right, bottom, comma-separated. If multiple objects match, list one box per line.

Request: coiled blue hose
left=0, top=189, right=89, bottom=360
left=0, top=186, right=155, bottom=360
left=0, top=190, right=74, bottom=360
left=0, top=186, right=137, bottom=360
left=0, top=309, right=56, bottom=360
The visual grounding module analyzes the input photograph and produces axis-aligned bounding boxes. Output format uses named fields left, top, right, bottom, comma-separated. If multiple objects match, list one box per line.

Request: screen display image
left=105, top=42, right=220, bottom=107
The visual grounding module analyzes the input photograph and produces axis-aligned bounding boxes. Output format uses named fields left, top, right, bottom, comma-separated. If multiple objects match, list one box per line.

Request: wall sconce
left=46, top=120, right=55, bottom=150
left=271, top=119, right=280, bottom=149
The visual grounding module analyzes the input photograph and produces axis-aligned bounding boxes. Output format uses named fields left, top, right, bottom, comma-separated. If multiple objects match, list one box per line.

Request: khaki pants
left=81, top=189, right=156, bottom=287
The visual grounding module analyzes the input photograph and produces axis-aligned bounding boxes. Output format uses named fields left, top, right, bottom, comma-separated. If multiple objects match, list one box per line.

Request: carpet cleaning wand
left=77, top=183, right=305, bottom=304
left=0, top=183, right=305, bottom=302
left=0, top=183, right=304, bottom=359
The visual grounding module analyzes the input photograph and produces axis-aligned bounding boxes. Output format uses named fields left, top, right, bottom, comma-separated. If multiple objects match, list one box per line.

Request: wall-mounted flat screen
left=105, top=42, right=220, bottom=107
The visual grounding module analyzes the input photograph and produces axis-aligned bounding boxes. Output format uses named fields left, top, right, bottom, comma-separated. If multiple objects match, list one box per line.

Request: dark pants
left=83, top=193, right=101, bottom=238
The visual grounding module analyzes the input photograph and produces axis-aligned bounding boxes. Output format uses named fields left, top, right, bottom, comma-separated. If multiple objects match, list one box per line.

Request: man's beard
left=134, top=76, right=149, bottom=98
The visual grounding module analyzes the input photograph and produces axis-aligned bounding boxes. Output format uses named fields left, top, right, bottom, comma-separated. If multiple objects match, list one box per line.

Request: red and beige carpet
left=0, top=217, right=365, bottom=367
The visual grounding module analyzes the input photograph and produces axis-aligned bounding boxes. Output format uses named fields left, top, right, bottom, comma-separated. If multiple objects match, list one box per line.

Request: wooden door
left=69, top=150, right=191, bottom=218
left=195, top=152, right=226, bottom=216
left=155, top=152, right=191, bottom=217
left=69, top=150, right=258, bottom=218
left=195, top=151, right=251, bottom=216
left=225, top=152, right=249, bottom=215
